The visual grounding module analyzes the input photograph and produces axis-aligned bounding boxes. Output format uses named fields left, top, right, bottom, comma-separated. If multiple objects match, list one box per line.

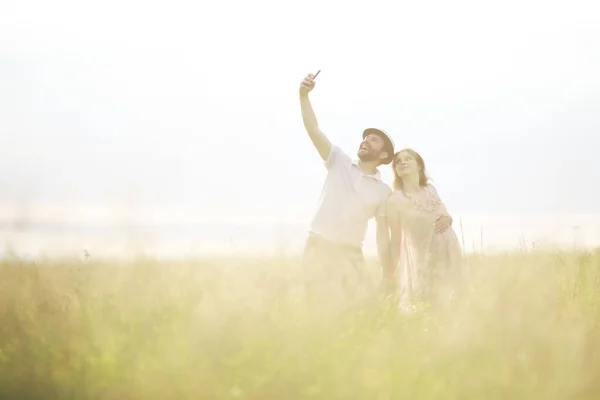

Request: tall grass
left=1, top=249, right=599, bottom=399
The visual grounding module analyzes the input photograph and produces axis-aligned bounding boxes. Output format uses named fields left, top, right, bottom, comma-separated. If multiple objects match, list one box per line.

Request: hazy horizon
left=2, top=209, right=600, bottom=259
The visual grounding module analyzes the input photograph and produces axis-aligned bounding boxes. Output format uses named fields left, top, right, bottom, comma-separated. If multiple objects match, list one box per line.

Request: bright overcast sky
left=1, top=0, right=599, bottom=230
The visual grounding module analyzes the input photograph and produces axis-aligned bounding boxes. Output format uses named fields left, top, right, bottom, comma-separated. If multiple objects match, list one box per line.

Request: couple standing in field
left=299, top=72, right=465, bottom=311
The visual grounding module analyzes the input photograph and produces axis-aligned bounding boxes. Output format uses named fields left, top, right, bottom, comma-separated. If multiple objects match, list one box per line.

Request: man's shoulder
left=376, top=180, right=393, bottom=195
left=325, top=144, right=351, bottom=169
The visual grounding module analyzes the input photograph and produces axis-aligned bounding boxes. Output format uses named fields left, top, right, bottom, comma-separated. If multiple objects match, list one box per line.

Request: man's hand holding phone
left=299, top=70, right=320, bottom=96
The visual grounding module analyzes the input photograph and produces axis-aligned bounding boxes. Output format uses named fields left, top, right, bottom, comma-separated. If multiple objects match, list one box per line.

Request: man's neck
left=357, top=159, right=379, bottom=175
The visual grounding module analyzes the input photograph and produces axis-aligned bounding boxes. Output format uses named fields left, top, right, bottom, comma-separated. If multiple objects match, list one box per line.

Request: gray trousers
left=302, top=233, right=375, bottom=309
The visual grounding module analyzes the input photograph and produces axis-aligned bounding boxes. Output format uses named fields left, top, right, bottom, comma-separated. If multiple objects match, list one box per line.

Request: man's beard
left=358, top=151, right=379, bottom=162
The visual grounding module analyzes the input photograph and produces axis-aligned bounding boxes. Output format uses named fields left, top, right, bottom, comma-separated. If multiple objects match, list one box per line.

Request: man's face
left=357, top=133, right=387, bottom=163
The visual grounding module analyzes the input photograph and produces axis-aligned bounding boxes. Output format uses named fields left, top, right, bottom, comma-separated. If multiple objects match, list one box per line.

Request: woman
left=386, top=149, right=465, bottom=310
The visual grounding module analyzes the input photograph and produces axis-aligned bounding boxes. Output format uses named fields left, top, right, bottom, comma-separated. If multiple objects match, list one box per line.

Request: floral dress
left=392, top=184, right=465, bottom=309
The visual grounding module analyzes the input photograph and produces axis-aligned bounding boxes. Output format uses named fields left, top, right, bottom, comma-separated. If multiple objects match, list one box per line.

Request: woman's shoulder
left=421, top=184, right=441, bottom=199
left=424, top=183, right=438, bottom=192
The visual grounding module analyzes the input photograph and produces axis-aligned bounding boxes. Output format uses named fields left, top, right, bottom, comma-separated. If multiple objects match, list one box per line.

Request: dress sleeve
left=427, top=185, right=450, bottom=216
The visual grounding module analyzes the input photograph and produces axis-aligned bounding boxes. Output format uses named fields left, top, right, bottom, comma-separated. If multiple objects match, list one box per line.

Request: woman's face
left=394, top=151, right=420, bottom=177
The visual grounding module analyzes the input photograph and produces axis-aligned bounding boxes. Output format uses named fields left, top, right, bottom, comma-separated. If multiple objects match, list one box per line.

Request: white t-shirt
left=308, top=145, right=392, bottom=248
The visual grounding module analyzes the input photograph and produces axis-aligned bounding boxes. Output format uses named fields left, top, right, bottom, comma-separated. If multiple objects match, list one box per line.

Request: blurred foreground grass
left=1, top=250, right=600, bottom=399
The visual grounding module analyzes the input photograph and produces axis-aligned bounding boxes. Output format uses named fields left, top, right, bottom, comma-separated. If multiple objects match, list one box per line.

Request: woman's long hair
left=392, top=148, right=430, bottom=192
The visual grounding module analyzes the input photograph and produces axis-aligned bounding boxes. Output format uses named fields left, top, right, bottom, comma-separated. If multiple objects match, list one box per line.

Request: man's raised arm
left=299, top=73, right=332, bottom=161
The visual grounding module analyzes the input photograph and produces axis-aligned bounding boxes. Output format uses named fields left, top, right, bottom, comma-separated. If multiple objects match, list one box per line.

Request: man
left=298, top=72, right=394, bottom=306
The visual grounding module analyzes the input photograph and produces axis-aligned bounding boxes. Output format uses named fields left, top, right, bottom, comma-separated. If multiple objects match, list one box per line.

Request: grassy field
left=1, top=249, right=600, bottom=399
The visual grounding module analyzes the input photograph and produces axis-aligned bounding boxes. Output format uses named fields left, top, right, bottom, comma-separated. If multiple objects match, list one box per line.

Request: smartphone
left=313, top=70, right=321, bottom=79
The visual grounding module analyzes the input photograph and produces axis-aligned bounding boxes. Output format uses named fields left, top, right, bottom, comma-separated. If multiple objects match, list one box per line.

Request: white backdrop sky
left=1, top=0, right=599, bottom=254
